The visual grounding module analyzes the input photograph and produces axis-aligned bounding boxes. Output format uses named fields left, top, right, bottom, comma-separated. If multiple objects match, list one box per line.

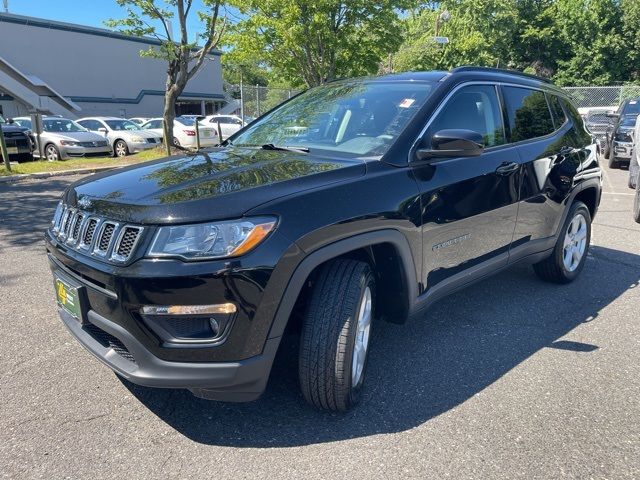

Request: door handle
left=495, top=161, right=519, bottom=176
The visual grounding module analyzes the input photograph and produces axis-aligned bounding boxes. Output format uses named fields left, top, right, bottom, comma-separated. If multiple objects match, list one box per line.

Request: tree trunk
left=163, top=87, right=178, bottom=156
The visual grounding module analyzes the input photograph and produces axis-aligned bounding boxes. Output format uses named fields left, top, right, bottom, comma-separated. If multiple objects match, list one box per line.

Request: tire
left=608, top=153, right=619, bottom=169
left=173, top=137, right=181, bottom=147
left=298, top=258, right=375, bottom=411
left=114, top=139, right=129, bottom=157
left=44, top=143, right=61, bottom=161
left=534, top=201, right=591, bottom=284
left=633, top=180, right=640, bottom=224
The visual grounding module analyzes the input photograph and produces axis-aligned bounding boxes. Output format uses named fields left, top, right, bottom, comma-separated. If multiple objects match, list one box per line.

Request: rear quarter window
left=547, top=94, right=567, bottom=128
left=502, top=86, right=555, bottom=142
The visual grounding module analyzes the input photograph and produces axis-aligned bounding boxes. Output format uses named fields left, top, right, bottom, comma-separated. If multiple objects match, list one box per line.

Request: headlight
left=130, top=136, right=145, bottom=143
left=59, top=140, right=80, bottom=146
left=148, top=217, right=277, bottom=260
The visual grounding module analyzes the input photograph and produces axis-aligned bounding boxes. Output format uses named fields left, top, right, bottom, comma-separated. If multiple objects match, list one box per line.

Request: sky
left=3, top=0, right=238, bottom=42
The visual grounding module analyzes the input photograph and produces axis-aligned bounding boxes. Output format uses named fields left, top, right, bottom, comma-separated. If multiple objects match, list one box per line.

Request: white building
left=0, top=12, right=225, bottom=120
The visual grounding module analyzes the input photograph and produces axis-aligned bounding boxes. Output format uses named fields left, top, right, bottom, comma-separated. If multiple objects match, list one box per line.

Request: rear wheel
left=298, top=258, right=375, bottom=411
left=534, top=201, right=591, bottom=283
left=173, top=137, right=181, bottom=147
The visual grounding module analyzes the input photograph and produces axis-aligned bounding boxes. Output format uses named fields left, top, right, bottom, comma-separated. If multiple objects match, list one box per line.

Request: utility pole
left=3, top=0, right=8, bottom=13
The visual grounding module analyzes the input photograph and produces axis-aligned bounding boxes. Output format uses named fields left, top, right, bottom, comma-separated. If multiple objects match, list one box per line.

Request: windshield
left=621, top=100, right=640, bottom=115
left=230, top=81, right=435, bottom=157
left=105, top=119, right=141, bottom=131
left=587, top=113, right=609, bottom=124
left=43, top=118, right=87, bottom=133
left=620, top=115, right=637, bottom=127
left=176, top=117, right=196, bottom=126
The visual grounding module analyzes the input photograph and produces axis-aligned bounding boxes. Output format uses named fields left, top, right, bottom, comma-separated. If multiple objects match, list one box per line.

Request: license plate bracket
left=54, top=273, right=87, bottom=323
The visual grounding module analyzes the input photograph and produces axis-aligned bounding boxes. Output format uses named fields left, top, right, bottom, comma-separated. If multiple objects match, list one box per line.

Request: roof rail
left=451, top=66, right=553, bottom=84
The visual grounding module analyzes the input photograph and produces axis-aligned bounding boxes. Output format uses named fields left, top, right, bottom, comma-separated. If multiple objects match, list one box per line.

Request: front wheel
left=608, top=154, right=619, bottom=169
left=44, top=144, right=61, bottom=161
left=114, top=139, right=129, bottom=157
left=298, top=259, right=375, bottom=411
left=534, top=201, right=591, bottom=283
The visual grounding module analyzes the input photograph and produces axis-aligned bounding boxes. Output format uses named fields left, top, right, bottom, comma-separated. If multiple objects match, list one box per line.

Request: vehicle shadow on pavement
left=122, top=245, right=639, bottom=448
left=0, top=178, right=71, bottom=248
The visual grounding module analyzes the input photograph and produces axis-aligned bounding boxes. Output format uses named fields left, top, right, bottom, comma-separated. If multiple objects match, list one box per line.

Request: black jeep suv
left=47, top=67, right=601, bottom=411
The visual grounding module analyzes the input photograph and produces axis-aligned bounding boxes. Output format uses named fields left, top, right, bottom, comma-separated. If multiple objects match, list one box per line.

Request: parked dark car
left=0, top=116, right=33, bottom=163
left=604, top=98, right=640, bottom=168
left=583, top=107, right=613, bottom=154
left=46, top=67, right=601, bottom=411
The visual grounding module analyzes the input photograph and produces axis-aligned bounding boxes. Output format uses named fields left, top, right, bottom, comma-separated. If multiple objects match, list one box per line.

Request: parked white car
left=200, top=114, right=246, bottom=140
left=12, top=116, right=111, bottom=161
left=77, top=117, right=162, bottom=157
left=141, top=117, right=218, bottom=147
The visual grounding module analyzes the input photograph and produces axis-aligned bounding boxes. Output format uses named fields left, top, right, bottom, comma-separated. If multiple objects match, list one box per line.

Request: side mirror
left=415, top=129, right=484, bottom=161
left=98, top=127, right=108, bottom=134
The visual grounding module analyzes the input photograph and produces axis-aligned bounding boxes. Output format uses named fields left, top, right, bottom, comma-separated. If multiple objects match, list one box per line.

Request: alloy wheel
left=351, top=286, right=372, bottom=386
left=562, top=213, right=587, bottom=272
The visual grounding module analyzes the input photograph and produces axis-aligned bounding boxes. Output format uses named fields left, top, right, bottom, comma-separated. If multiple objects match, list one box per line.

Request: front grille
left=146, top=138, right=157, bottom=144
left=78, top=141, right=109, bottom=147
left=84, top=323, right=136, bottom=363
left=51, top=204, right=144, bottom=263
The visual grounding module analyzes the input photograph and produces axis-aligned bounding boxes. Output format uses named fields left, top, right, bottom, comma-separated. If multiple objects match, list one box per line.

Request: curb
left=0, top=164, right=133, bottom=184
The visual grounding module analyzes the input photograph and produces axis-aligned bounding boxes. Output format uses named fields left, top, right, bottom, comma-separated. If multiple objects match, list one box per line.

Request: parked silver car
left=77, top=117, right=162, bottom=157
left=12, top=117, right=111, bottom=161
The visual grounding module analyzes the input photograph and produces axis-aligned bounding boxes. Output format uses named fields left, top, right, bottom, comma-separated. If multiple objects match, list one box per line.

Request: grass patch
left=0, top=148, right=167, bottom=177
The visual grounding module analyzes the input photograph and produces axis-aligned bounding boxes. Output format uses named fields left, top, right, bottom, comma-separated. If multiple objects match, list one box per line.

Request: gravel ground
left=0, top=164, right=638, bottom=479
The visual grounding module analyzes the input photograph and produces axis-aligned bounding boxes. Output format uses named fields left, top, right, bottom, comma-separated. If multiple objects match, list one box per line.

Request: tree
left=394, top=1, right=519, bottom=73
left=107, top=0, right=226, bottom=154
left=226, top=0, right=410, bottom=88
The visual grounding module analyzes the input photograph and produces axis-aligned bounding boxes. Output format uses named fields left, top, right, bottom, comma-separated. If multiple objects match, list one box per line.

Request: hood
left=64, top=147, right=365, bottom=224
left=116, top=129, right=160, bottom=140
left=48, top=131, right=108, bottom=142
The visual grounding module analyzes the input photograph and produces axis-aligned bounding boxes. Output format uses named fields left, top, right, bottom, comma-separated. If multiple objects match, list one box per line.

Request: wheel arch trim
left=265, top=229, right=419, bottom=341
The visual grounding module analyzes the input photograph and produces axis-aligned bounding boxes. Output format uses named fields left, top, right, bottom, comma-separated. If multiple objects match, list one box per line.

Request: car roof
left=79, top=116, right=127, bottom=121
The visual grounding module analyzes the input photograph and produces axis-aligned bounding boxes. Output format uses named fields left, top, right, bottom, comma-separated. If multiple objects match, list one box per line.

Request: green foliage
left=226, top=0, right=411, bottom=88
left=395, top=0, right=640, bottom=86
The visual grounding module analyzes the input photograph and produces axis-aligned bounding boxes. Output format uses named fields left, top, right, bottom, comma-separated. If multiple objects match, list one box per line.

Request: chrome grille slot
left=80, top=218, right=99, bottom=249
left=60, top=209, right=74, bottom=238
left=111, top=226, right=143, bottom=263
left=94, top=222, right=117, bottom=255
left=70, top=213, right=85, bottom=242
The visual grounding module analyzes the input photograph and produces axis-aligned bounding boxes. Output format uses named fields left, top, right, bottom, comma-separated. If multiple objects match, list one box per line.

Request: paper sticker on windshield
left=399, top=98, right=416, bottom=108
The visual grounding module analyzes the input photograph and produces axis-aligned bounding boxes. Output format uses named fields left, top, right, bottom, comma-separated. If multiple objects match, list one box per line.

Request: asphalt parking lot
left=1, top=165, right=638, bottom=479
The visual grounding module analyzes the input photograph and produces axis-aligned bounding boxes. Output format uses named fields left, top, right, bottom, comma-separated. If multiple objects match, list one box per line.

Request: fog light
left=140, top=303, right=237, bottom=345
left=209, top=318, right=220, bottom=336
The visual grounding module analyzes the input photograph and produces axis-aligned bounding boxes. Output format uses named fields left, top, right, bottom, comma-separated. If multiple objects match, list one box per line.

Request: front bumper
left=58, top=306, right=279, bottom=401
left=46, top=227, right=295, bottom=399
left=612, top=141, right=633, bottom=160
left=60, top=145, right=111, bottom=159
left=129, top=140, right=159, bottom=153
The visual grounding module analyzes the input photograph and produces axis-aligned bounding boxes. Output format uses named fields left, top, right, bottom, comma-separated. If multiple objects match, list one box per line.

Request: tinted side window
left=547, top=94, right=567, bottom=128
left=79, top=120, right=101, bottom=131
left=502, top=87, right=554, bottom=142
left=429, top=85, right=505, bottom=148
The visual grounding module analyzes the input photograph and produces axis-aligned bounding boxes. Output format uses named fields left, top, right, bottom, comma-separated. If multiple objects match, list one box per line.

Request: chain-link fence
left=224, top=83, right=301, bottom=121
left=563, top=85, right=640, bottom=109
left=223, top=83, right=640, bottom=118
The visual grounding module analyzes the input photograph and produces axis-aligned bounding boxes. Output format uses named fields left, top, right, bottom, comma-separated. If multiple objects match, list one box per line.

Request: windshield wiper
left=261, top=143, right=309, bottom=154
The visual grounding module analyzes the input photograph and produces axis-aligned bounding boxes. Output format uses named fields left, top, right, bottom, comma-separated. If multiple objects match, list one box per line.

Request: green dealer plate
left=55, top=277, right=82, bottom=320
